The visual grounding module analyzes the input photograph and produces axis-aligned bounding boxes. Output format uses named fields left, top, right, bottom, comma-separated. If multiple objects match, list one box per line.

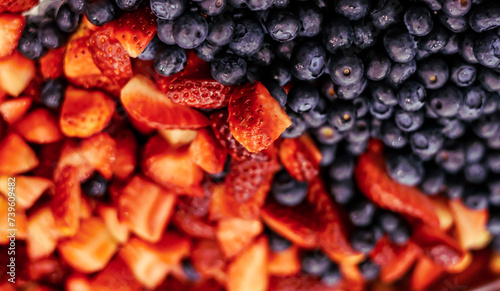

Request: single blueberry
left=173, top=12, right=208, bottom=49
left=150, top=0, right=186, bottom=20
left=211, top=54, right=247, bottom=85
left=154, top=45, right=187, bottom=76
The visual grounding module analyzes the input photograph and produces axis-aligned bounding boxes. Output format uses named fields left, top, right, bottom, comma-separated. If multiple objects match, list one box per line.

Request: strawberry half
left=39, top=47, right=65, bottom=79
left=166, top=76, right=234, bottom=109
left=0, top=51, right=35, bottom=97
left=216, top=217, right=263, bottom=259
left=51, top=166, right=81, bottom=237
left=16, top=108, right=63, bottom=144
left=0, top=133, right=38, bottom=175
left=0, top=96, right=32, bottom=124
left=279, top=134, right=322, bottom=182
left=121, top=75, right=210, bottom=129
left=228, top=81, right=291, bottom=153
left=0, top=12, right=25, bottom=58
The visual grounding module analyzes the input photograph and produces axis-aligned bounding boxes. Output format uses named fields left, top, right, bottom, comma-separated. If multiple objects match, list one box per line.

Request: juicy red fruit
left=166, top=77, right=234, bottom=109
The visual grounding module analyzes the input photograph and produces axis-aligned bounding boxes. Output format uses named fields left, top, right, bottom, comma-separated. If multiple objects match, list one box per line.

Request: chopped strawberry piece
left=166, top=77, right=233, bottom=109
left=0, top=13, right=25, bottom=58
left=51, top=166, right=81, bottom=237
left=60, top=86, right=115, bottom=138
left=449, top=198, right=491, bottom=250
left=279, top=134, right=322, bottom=181
left=369, top=236, right=396, bottom=267
left=110, top=4, right=156, bottom=58
left=228, top=81, right=291, bottom=153
left=28, top=257, right=66, bottom=286
left=119, top=175, right=176, bottom=243
left=0, top=51, right=35, bottom=96
left=410, top=255, right=445, bottom=291
left=39, top=47, right=65, bottom=79
left=380, top=241, right=422, bottom=283
left=90, top=257, right=142, bottom=291
left=22, top=70, right=43, bottom=99
left=429, top=196, right=454, bottom=231
left=0, top=96, right=32, bottom=124
left=97, top=204, right=129, bottom=244
left=268, top=245, right=301, bottom=276
left=155, top=51, right=211, bottom=92
left=269, top=275, right=356, bottom=291
left=66, top=274, right=92, bottom=291
left=0, top=0, right=38, bottom=13
left=0, top=195, right=27, bottom=243
left=58, top=217, right=118, bottom=273
left=0, top=133, right=38, bottom=175
left=339, top=262, right=364, bottom=283
left=227, top=236, right=269, bottom=291
left=355, top=139, right=440, bottom=228
left=112, top=129, right=137, bottom=180
left=159, top=278, right=224, bottom=291
left=26, top=206, right=60, bottom=260
left=16, top=108, right=63, bottom=144
left=121, top=75, right=210, bottom=129
left=0, top=175, right=52, bottom=209
left=159, top=128, right=198, bottom=148
left=191, top=239, right=227, bottom=283
left=216, top=217, right=263, bottom=258
left=172, top=207, right=217, bottom=239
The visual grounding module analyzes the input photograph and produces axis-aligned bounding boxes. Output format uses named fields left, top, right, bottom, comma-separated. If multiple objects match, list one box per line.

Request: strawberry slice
left=192, top=239, right=227, bottom=283
left=449, top=199, right=491, bottom=250
left=268, top=245, right=301, bottom=276
left=66, top=274, right=92, bottom=291
left=159, top=128, right=198, bottom=148
left=227, top=236, right=269, bottom=291
left=0, top=133, right=38, bottom=175
left=0, top=12, right=25, bottom=58
left=0, top=96, right=32, bottom=124
left=0, top=175, right=52, bottom=209
left=355, top=139, right=440, bottom=228
left=97, top=204, right=129, bottom=244
left=51, top=166, right=81, bottom=237
left=0, top=51, right=35, bottom=96
left=279, top=134, right=322, bottom=181
left=216, top=217, right=263, bottom=259
left=379, top=241, right=422, bottom=283
left=60, top=86, right=115, bottom=138
left=57, top=217, right=118, bottom=273
left=90, top=257, right=142, bottom=291
left=39, top=47, right=65, bottom=79
left=172, top=207, right=217, bottom=239
left=119, top=175, right=176, bottom=243
left=88, top=26, right=133, bottom=82
left=0, top=195, right=28, bottom=243
left=228, top=81, right=291, bottom=153
left=26, top=206, right=60, bottom=261
left=16, top=108, right=63, bottom=144
left=189, top=129, right=227, bottom=174
left=0, top=0, right=38, bottom=13
left=109, top=4, right=156, bottom=58
left=121, top=75, right=210, bottom=129
left=410, top=255, right=445, bottom=291
left=112, top=129, right=137, bottom=180
left=166, top=76, right=234, bottom=109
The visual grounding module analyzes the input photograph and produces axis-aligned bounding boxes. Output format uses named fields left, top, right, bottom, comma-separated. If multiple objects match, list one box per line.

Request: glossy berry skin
left=389, top=224, right=410, bottom=246
left=302, top=109, right=327, bottom=129
left=266, top=11, right=300, bottom=42
left=410, top=126, right=444, bottom=161
left=420, top=167, right=445, bottom=195
left=227, top=0, right=246, bottom=8
left=351, top=228, right=376, bottom=254
left=439, top=13, right=468, bottom=33
left=465, top=163, right=488, bottom=184
left=442, top=0, right=471, bottom=17
left=157, top=19, right=176, bottom=45
left=207, top=15, right=235, bottom=46
left=210, top=54, right=247, bottom=85
left=68, top=0, right=86, bottom=13
left=151, top=0, right=186, bottom=20
left=335, top=0, right=371, bottom=21
left=487, top=211, right=500, bottom=236
left=268, top=231, right=292, bottom=252
left=81, top=172, right=108, bottom=198
left=328, top=179, right=354, bottom=205
left=428, top=85, right=463, bottom=118
left=479, top=68, right=500, bottom=92
left=329, top=54, right=364, bottom=87
left=353, top=21, right=379, bottom=50
left=370, top=82, right=397, bottom=106
left=487, top=151, right=500, bottom=174
left=404, top=6, right=433, bottom=36
left=348, top=199, right=376, bottom=227
left=472, top=114, right=500, bottom=139
left=85, top=0, right=116, bottom=26
left=281, top=111, right=306, bottom=138
left=290, top=41, right=327, bottom=81
left=459, top=33, right=479, bottom=64
left=462, top=187, right=489, bottom=210
left=394, top=108, right=424, bottom=133
left=450, top=61, right=477, bottom=87
left=275, top=40, right=295, bottom=61
left=181, top=259, right=201, bottom=282
left=194, top=41, right=221, bottom=62
left=249, top=43, right=275, bottom=67
left=197, top=0, right=226, bottom=16
left=353, top=97, right=369, bottom=118
left=435, top=142, right=465, bottom=174
left=417, top=57, right=449, bottom=89
left=246, top=0, right=274, bottom=11
left=370, top=0, right=402, bottom=29
left=386, top=150, right=424, bottom=186
left=370, top=99, right=394, bottom=121
left=359, top=259, right=380, bottom=281
left=38, top=22, right=67, bottom=49
left=327, top=99, right=356, bottom=132
left=388, top=59, right=416, bottom=87
left=18, top=36, right=46, bottom=60
left=229, top=18, right=265, bottom=57
left=465, top=139, right=486, bottom=164
left=271, top=169, right=308, bottom=206
left=319, top=144, right=337, bottom=166
left=41, top=79, right=66, bottom=109
left=138, top=36, right=160, bottom=61
left=115, top=0, right=144, bottom=11
left=154, top=45, right=187, bottom=76
left=173, top=12, right=208, bottom=49
left=383, top=28, right=417, bottom=63
left=322, top=17, right=353, bottom=53
left=56, top=3, right=80, bottom=33
left=365, top=51, right=391, bottom=81
left=469, top=2, right=500, bottom=33
left=442, top=33, right=460, bottom=55
left=301, top=251, right=331, bottom=276
left=473, top=32, right=500, bottom=69
left=287, top=82, right=319, bottom=113
left=458, top=85, right=487, bottom=121
left=418, top=26, right=449, bottom=53
left=296, top=2, right=323, bottom=37
left=378, top=211, right=402, bottom=233
left=335, top=78, right=367, bottom=100
left=489, top=180, right=500, bottom=206
left=321, top=264, right=342, bottom=286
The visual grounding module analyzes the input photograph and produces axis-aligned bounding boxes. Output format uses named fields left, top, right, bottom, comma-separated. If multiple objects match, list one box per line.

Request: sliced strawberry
left=491, top=251, right=500, bottom=274
left=269, top=275, right=359, bottom=291
left=279, top=134, right=322, bottom=181
left=16, top=108, right=62, bottom=144
left=26, top=206, right=60, bottom=260
left=88, top=26, right=133, bottom=81
left=39, top=47, right=65, bottom=79
left=0, top=175, right=52, bottom=209
left=429, top=196, right=454, bottom=231
left=109, top=4, right=156, bottom=58
left=58, top=217, right=118, bottom=273
left=121, top=75, right=210, bottom=129
left=0, top=96, right=32, bottom=124
left=379, top=241, right=422, bottom=283
left=0, top=133, right=38, bottom=175
left=22, top=69, right=43, bottom=99
left=142, top=134, right=204, bottom=188
left=119, top=175, right=176, bottom=243
left=172, top=207, right=217, bottom=239
left=208, top=182, right=234, bottom=221
left=97, top=204, right=129, bottom=244
left=268, top=245, right=301, bottom=276
left=159, top=278, right=224, bottom=291
left=191, top=239, right=227, bottom=283
left=228, top=81, right=291, bottom=153
left=0, top=12, right=25, bottom=58
left=216, top=217, right=263, bottom=259
left=0, top=51, right=35, bottom=96
left=60, top=86, right=115, bottom=138
left=369, top=236, right=396, bottom=267
left=28, top=257, right=66, bottom=286
left=355, top=139, right=440, bottom=228
left=410, top=255, right=445, bottom=291
left=160, top=128, right=199, bottom=148
left=51, top=166, right=81, bottom=237
left=0, top=0, right=38, bottom=13
left=112, top=128, right=137, bottom=180
left=166, top=76, right=233, bottom=109
left=90, top=257, right=142, bottom=291
left=449, top=198, right=491, bottom=250
left=227, top=236, right=269, bottom=291
left=186, top=128, right=227, bottom=174
left=66, top=274, right=92, bottom=291
left=0, top=195, right=27, bottom=243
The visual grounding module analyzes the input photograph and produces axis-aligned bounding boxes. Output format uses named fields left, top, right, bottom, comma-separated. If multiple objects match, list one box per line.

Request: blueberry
left=370, top=0, right=402, bottom=29
left=488, top=135, right=500, bottom=150
left=383, top=28, right=417, bottom=63
left=271, top=169, right=308, bottom=206
left=173, top=12, right=208, bottom=49
left=458, top=85, right=487, bottom=121
left=18, top=36, right=46, bottom=60
left=420, top=0, right=442, bottom=10
left=386, top=150, right=424, bottom=186
left=335, top=78, right=367, bottom=100
left=275, top=39, right=295, bottom=61
left=358, top=259, right=380, bottom=281
left=487, top=211, right=500, bottom=236
left=442, top=0, right=471, bottom=17
left=389, top=224, right=410, bottom=246
left=211, top=54, right=247, bottom=85
left=388, top=59, right=417, bottom=87
left=229, top=18, right=264, bottom=57
left=370, top=82, right=397, bottom=106
left=268, top=231, right=291, bottom=252
left=207, top=15, right=235, bottom=46
left=479, top=67, right=500, bottom=92
left=335, top=0, right=371, bottom=21
left=157, top=19, right=176, bottom=45
left=474, top=32, right=500, bottom=69
left=138, top=36, right=160, bottom=61
left=420, top=166, right=445, bottom=195
left=328, top=152, right=354, bottom=181
left=321, top=264, right=342, bottom=286
left=154, top=45, right=187, bottom=77
left=327, top=99, right=356, bottom=132
left=417, top=57, right=449, bottom=89
left=435, top=142, right=465, bottom=174
left=282, top=111, right=307, bottom=139
left=313, top=125, right=344, bottom=145
left=351, top=228, right=376, bottom=254
left=378, top=211, right=402, bottom=233
left=329, top=54, right=364, bottom=86
left=462, top=187, right=489, bottom=210
left=197, top=0, right=225, bottom=16
left=194, top=41, right=221, bottom=62
left=248, top=43, right=274, bottom=67
left=410, top=126, right=444, bottom=161
left=346, top=140, right=368, bottom=155
left=381, top=120, right=408, bottom=149
left=68, top=0, right=87, bottom=14
left=487, top=151, right=500, bottom=174
left=484, top=93, right=500, bottom=114
left=181, top=259, right=201, bottom=282
left=442, top=33, right=460, bottom=54
left=353, top=97, right=369, bottom=118
left=262, top=80, right=287, bottom=108
left=246, top=0, right=274, bottom=11
left=472, top=113, right=500, bottom=139
left=450, top=61, right=477, bottom=87
left=328, top=179, right=355, bottom=205
left=318, top=78, right=336, bottom=101
left=353, top=21, right=379, bottom=50
left=438, top=118, right=466, bottom=139
left=115, top=0, right=144, bottom=11
left=394, top=108, right=424, bottom=133
left=273, top=0, right=289, bottom=8
left=492, top=236, right=500, bottom=252
left=227, top=0, right=246, bottom=8
left=418, top=25, right=449, bottom=53
left=464, top=163, right=488, bottom=184
left=404, top=6, right=433, bottom=36
left=459, top=33, right=479, bottom=64
left=348, top=199, right=376, bottom=227
left=465, top=139, right=486, bottom=164
left=287, top=82, right=319, bottom=113
left=56, top=3, right=80, bottom=33
left=81, top=172, right=108, bottom=198
left=41, top=79, right=66, bottom=109
left=303, top=109, right=327, bottom=128
left=364, top=51, right=391, bottom=81
left=296, top=2, right=323, bottom=37
left=469, top=2, right=500, bottom=33
left=151, top=0, right=186, bottom=20
left=489, top=180, right=500, bottom=206
left=85, top=0, right=116, bottom=26
left=301, top=251, right=331, bottom=276
left=266, top=11, right=300, bottom=42
left=319, top=144, right=337, bottom=166
left=439, top=13, right=468, bottom=33
left=38, top=22, right=67, bottom=49
left=290, top=41, right=327, bottom=81
left=370, top=99, right=394, bottom=120
left=428, top=85, right=462, bottom=118
left=322, top=17, right=354, bottom=53
left=347, top=119, right=370, bottom=144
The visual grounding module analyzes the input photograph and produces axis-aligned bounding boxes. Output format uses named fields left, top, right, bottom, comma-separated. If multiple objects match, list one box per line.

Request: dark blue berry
left=479, top=67, right=500, bottom=92
left=381, top=120, right=409, bottom=148
left=227, top=0, right=246, bottom=8
left=41, top=79, right=66, bottom=109
left=157, top=19, right=176, bottom=45
left=38, top=22, right=67, bottom=49
left=321, top=264, right=342, bottom=286
left=394, top=108, right=424, bottom=132
left=472, top=113, right=500, bottom=139
left=410, top=126, right=444, bottom=161
left=474, top=32, right=500, bottom=69
left=370, top=82, right=397, bottom=106
left=364, top=51, right=391, bottom=81
left=229, top=18, right=264, bottom=57
left=442, top=33, right=460, bottom=54
left=246, top=0, right=274, bottom=11
left=207, top=15, right=234, bottom=46
left=290, top=41, right=327, bottom=81
left=442, top=0, right=471, bottom=17
left=303, top=109, right=327, bottom=129
left=154, top=45, right=187, bottom=76
left=469, top=2, right=500, bottom=33
left=328, top=152, right=354, bottom=181
left=335, top=0, right=371, bottom=21
left=437, top=118, right=466, bottom=139
left=435, top=142, right=465, bottom=174
left=301, top=251, right=331, bottom=276
left=268, top=231, right=291, bottom=252
left=404, top=6, right=433, bottom=36
left=489, top=180, right=500, bottom=206
left=420, top=166, right=445, bottom=195
left=322, top=17, right=353, bottom=53
left=418, top=25, right=449, bottom=53
left=487, top=151, right=500, bottom=174
left=328, top=179, right=355, bottom=205
left=173, top=12, right=208, bottom=49
left=383, top=28, right=417, bottom=63
left=389, top=224, right=410, bottom=246
left=262, top=80, right=287, bottom=108
left=450, top=61, right=477, bottom=87
left=275, top=39, right=295, bottom=60
left=417, top=57, right=449, bottom=89
left=327, top=99, right=356, bottom=132
left=266, top=11, right=300, bottom=42
left=358, top=259, right=380, bottom=281
left=370, top=0, right=402, bottom=29
left=197, top=0, right=225, bottom=16
left=18, top=36, right=46, bottom=60
left=335, top=78, right=367, bottom=100
left=378, top=211, right=402, bottom=233
left=281, top=111, right=307, bottom=138
left=81, top=172, right=108, bottom=198
left=287, top=82, right=319, bottom=113
left=56, top=3, right=80, bottom=33
left=85, top=0, right=116, bottom=26
left=151, top=0, right=186, bottom=20
left=138, top=36, right=160, bottom=61
left=271, top=169, right=308, bottom=206
left=329, top=54, right=364, bottom=86
left=428, top=85, right=462, bottom=118
left=349, top=199, right=376, bottom=227
left=273, top=0, right=289, bottom=8
left=388, top=60, right=417, bottom=87
left=439, top=13, right=468, bottom=33
left=462, top=187, right=489, bottom=210
left=347, top=119, right=370, bottom=144
left=248, top=43, right=274, bottom=67
left=465, top=139, right=486, bottom=164
left=353, top=21, right=379, bottom=49
left=194, top=41, right=221, bottom=62
left=484, top=93, right=500, bottom=114
left=370, top=99, right=394, bottom=120
left=446, top=176, right=464, bottom=199
left=464, top=163, right=488, bottom=184
left=115, top=0, right=144, bottom=11
left=458, top=85, right=487, bottom=121
left=353, top=96, right=369, bottom=118
left=459, top=33, right=479, bottom=64
left=296, top=2, right=323, bottom=37
left=181, top=259, right=201, bottom=282
left=487, top=211, right=500, bottom=236
left=346, top=140, right=368, bottom=155
left=351, top=228, right=376, bottom=254
left=319, top=144, right=337, bottom=166
left=267, top=62, right=290, bottom=87
left=386, top=150, right=424, bottom=186
left=68, top=0, right=87, bottom=14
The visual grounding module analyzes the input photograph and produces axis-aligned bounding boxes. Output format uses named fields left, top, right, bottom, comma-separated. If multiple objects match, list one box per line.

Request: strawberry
left=268, top=245, right=301, bottom=276
left=227, top=236, right=269, bottom=291
left=28, top=257, right=66, bottom=285
left=58, top=217, right=118, bottom=273
left=172, top=207, right=217, bottom=239
left=22, top=70, right=43, bottom=99
left=60, top=86, right=115, bottom=138
left=208, top=182, right=235, bottom=221
left=97, top=204, right=129, bottom=244
left=410, top=255, right=445, bottom=291
left=228, top=81, right=291, bottom=153
left=0, top=175, right=52, bottom=209
left=191, top=239, right=227, bottom=283
left=26, top=206, right=60, bottom=260
left=429, top=196, right=454, bottom=231
left=39, top=47, right=65, bottom=79
left=88, top=26, right=133, bottom=82
left=109, top=4, right=156, bottom=58
left=0, top=13, right=25, bottom=58
left=16, top=108, right=63, bottom=144
left=339, top=263, right=363, bottom=283
left=66, top=274, right=92, bottom=291
left=159, top=128, right=198, bottom=148
left=90, top=257, right=142, bottom=291
left=269, top=275, right=355, bottom=291
left=449, top=198, right=491, bottom=250
left=216, top=217, right=263, bottom=259
left=379, top=241, right=422, bottom=283
left=369, top=236, right=396, bottom=267
left=159, top=278, right=224, bottom=291
left=279, top=134, right=322, bottom=181
left=112, top=129, right=137, bottom=180
left=0, top=195, right=27, bottom=243
left=0, top=51, right=35, bottom=96
left=355, top=139, right=440, bottom=228
left=119, top=175, right=177, bottom=243
left=166, top=76, right=234, bottom=109
left=121, top=75, right=210, bottom=129
left=0, top=96, right=32, bottom=124
left=0, top=133, right=38, bottom=175
left=0, top=0, right=38, bottom=13
left=51, top=166, right=81, bottom=237
left=491, top=252, right=500, bottom=274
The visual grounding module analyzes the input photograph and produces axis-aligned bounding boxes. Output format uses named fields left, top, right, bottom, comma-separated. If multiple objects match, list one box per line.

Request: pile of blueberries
left=17, top=0, right=500, bottom=285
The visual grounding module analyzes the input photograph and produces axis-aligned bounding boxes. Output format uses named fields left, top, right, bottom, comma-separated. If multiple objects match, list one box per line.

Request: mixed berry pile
left=1, top=0, right=500, bottom=290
